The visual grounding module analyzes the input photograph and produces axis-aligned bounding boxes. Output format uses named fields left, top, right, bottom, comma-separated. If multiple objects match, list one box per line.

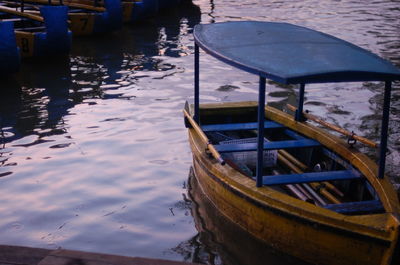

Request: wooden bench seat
left=215, top=139, right=321, bottom=153
left=15, top=26, right=45, bottom=32
left=201, top=121, right=284, bottom=132
left=323, top=200, right=384, bottom=214
left=260, top=170, right=360, bottom=185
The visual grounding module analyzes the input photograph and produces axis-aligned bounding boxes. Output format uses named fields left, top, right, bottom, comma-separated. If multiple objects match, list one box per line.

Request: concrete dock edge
left=0, top=245, right=200, bottom=265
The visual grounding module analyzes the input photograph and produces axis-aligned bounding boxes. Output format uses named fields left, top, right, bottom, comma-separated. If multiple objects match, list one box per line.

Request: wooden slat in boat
left=201, top=121, right=284, bottom=132
left=0, top=6, right=44, bottom=22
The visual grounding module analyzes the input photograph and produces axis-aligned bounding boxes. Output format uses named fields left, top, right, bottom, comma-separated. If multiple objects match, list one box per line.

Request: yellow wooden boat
left=16, top=0, right=122, bottom=35
left=184, top=21, right=400, bottom=265
left=0, top=3, right=70, bottom=58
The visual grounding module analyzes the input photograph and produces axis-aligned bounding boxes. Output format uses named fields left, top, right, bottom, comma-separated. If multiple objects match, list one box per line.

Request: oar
left=287, top=104, right=378, bottom=148
left=183, top=109, right=225, bottom=165
left=277, top=153, right=327, bottom=205
left=0, top=5, right=44, bottom=22
left=278, top=149, right=343, bottom=204
left=278, top=149, right=344, bottom=198
left=17, top=0, right=106, bottom=12
left=3, top=1, right=40, bottom=10
left=272, top=169, right=316, bottom=203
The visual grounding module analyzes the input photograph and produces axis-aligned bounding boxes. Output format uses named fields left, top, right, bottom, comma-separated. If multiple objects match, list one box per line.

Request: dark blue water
left=0, top=0, right=399, bottom=264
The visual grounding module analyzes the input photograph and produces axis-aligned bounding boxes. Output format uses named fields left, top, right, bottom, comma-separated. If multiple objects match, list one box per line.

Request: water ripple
left=0, top=0, right=399, bottom=263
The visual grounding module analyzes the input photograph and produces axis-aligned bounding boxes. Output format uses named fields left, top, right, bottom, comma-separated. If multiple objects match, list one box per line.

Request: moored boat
left=17, top=0, right=122, bottom=35
left=0, top=3, right=71, bottom=58
left=184, top=21, right=400, bottom=265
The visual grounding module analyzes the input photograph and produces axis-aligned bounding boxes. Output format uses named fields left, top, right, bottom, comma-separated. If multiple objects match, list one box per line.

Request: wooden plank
left=0, top=245, right=51, bottom=265
left=215, top=139, right=321, bottom=153
left=11, top=0, right=106, bottom=12
left=38, top=249, right=200, bottom=265
left=201, top=121, right=284, bottom=132
left=287, top=104, right=378, bottom=148
left=323, top=200, right=384, bottom=214
left=261, top=170, right=360, bottom=185
left=0, top=6, right=44, bottom=22
left=14, top=26, right=46, bottom=32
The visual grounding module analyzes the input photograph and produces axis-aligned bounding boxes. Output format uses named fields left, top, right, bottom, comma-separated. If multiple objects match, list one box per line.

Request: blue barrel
left=0, top=21, right=20, bottom=74
left=94, top=0, right=123, bottom=34
left=35, top=6, right=71, bottom=56
left=131, top=0, right=159, bottom=22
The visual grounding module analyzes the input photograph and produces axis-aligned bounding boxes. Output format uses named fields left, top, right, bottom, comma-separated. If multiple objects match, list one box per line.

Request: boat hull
left=0, top=5, right=71, bottom=58
left=68, top=13, right=97, bottom=36
left=187, top=102, right=400, bottom=265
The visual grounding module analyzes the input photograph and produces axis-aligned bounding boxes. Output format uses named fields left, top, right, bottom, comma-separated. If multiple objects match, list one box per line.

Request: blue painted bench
left=215, top=139, right=321, bottom=153
left=263, top=170, right=360, bottom=185
left=201, top=121, right=284, bottom=132
left=324, top=200, right=384, bottom=214
left=202, top=122, right=309, bottom=142
left=259, top=170, right=360, bottom=185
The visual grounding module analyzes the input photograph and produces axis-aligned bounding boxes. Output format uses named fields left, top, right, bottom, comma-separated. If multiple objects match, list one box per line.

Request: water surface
left=0, top=0, right=399, bottom=264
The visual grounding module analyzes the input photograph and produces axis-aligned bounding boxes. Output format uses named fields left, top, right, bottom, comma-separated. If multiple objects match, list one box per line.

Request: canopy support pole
left=256, top=77, right=266, bottom=187
left=378, top=81, right=392, bottom=179
left=295, top=83, right=306, bottom=121
left=194, top=43, right=200, bottom=123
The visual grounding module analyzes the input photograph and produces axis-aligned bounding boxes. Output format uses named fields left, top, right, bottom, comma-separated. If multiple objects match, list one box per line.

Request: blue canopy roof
left=194, top=21, right=400, bottom=84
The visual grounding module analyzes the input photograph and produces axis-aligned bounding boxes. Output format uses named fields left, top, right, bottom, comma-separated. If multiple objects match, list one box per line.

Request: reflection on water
left=186, top=168, right=310, bottom=265
left=0, top=58, right=72, bottom=172
left=0, top=1, right=202, bottom=259
left=0, top=0, right=399, bottom=264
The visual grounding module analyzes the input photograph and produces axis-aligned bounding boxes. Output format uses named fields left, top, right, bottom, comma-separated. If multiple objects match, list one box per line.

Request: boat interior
left=0, top=3, right=46, bottom=31
left=195, top=103, right=385, bottom=216
left=0, top=17, right=44, bottom=32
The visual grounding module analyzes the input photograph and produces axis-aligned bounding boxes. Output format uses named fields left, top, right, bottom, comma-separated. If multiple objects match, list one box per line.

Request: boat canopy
left=194, top=21, right=400, bottom=84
